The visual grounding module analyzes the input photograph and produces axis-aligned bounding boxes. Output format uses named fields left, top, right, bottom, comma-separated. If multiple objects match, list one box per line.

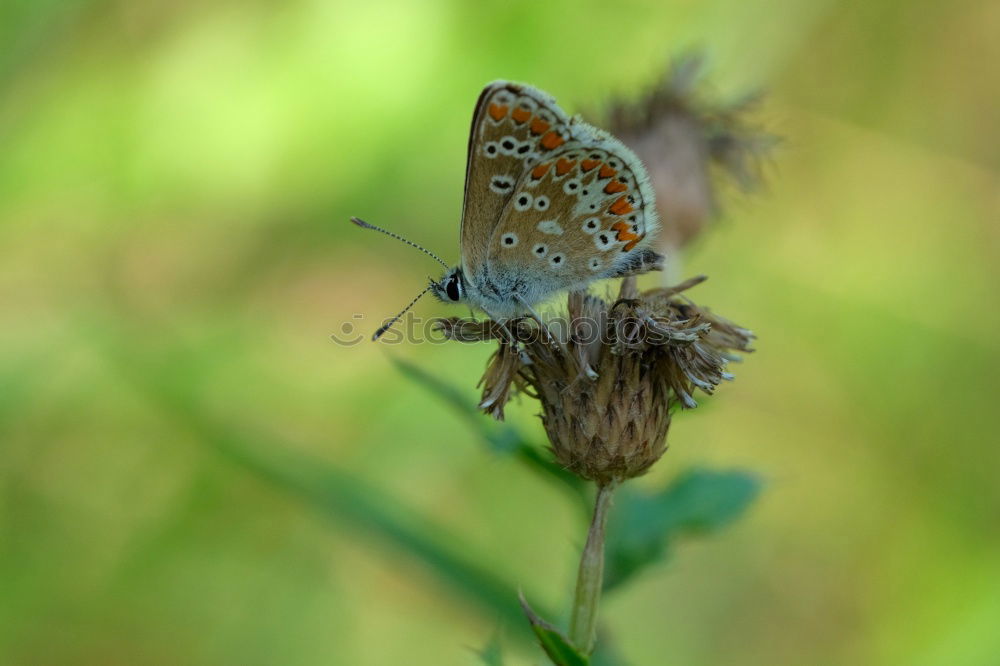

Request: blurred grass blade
left=519, top=591, right=590, bottom=666
left=392, top=357, right=589, bottom=506
left=391, top=356, right=520, bottom=454
left=604, top=469, right=761, bottom=591
left=475, top=636, right=505, bottom=666
left=91, top=323, right=554, bottom=642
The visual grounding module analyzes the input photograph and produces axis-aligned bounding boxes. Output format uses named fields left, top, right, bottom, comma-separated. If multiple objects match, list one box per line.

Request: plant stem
left=569, top=481, right=616, bottom=654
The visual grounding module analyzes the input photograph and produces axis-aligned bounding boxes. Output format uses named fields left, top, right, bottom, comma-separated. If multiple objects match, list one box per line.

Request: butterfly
left=353, top=80, right=663, bottom=340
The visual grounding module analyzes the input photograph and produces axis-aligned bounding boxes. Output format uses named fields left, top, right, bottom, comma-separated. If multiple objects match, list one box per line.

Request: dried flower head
left=603, top=53, right=778, bottom=252
left=436, top=276, right=754, bottom=485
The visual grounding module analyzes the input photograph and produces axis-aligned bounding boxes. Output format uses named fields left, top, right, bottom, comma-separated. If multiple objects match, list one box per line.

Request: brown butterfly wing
left=459, top=81, right=575, bottom=280
left=483, top=126, right=661, bottom=299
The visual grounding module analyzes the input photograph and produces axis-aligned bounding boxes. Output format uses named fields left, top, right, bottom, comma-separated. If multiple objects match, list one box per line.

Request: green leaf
left=519, top=592, right=590, bottom=666
left=604, top=468, right=761, bottom=591
left=392, top=358, right=589, bottom=508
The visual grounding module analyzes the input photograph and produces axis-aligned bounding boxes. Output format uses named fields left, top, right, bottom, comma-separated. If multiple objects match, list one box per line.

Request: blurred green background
left=1, top=0, right=998, bottom=664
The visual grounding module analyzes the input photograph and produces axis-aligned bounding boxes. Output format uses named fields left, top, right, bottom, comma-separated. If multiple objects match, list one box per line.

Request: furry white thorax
left=431, top=264, right=601, bottom=319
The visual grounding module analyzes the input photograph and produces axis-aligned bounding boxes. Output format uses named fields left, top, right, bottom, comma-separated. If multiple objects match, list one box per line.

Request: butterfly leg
left=478, top=304, right=521, bottom=348
left=514, top=294, right=558, bottom=346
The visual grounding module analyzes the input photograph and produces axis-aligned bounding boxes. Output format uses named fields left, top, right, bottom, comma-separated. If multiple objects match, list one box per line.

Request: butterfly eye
left=549, top=253, right=565, bottom=267
left=534, top=196, right=550, bottom=211
left=445, top=276, right=461, bottom=301
left=582, top=217, right=600, bottom=234
left=500, top=232, right=519, bottom=247
left=532, top=243, right=548, bottom=258
left=563, top=179, right=581, bottom=195
left=514, top=193, right=533, bottom=211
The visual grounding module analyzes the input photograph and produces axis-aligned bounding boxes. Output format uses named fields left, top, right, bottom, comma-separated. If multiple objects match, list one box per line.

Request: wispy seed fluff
left=603, top=53, right=777, bottom=252
left=436, top=276, right=754, bottom=485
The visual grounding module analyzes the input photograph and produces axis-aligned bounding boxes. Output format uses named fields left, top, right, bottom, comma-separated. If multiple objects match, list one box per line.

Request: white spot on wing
left=515, top=96, right=538, bottom=113
left=562, top=178, right=581, bottom=195
left=537, top=220, right=563, bottom=235
left=573, top=181, right=611, bottom=217
left=514, top=140, right=533, bottom=158
left=498, top=136, right=518, bottom=155
left=500, top=232, right=518, bottom=248
left=494, top=91, right=515, bottom=106
left=489, top=174, right=514, bottom=194
left=594, top=231, right=616, bottom=251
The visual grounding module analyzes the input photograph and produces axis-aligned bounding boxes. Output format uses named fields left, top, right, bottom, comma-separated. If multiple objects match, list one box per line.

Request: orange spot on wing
left=612, top=221, right=638, bottom=242
left=540, top=131, right=565, bottom=150
left=609, top=196, right=633, bottom=215
left=581, top=159, right=600, bottom=172
left=511, top=107, right=531, bottom=123
left=604, top=179, right=627, bottom=194
left=530, top=117, right=550, bottom=135
left=531, top=162, right=552, bottom=179
left=623, top=234, right=645, bottom=252
left=488, top=103, right=508, bottom=121
left=555, top=158, right=576, bottom=175
left=598, top=164, right=617, bottom=179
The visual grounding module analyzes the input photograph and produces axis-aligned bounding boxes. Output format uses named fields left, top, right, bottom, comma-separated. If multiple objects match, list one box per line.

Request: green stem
left=569, top=481, right=616, bottom=654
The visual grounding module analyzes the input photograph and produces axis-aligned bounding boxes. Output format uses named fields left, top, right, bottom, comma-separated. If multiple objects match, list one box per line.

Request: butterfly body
left=430, top=80, right=663, bottom=318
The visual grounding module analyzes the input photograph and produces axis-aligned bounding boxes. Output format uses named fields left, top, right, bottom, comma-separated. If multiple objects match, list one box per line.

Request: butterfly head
left=431, top=267, right=466, bottom=304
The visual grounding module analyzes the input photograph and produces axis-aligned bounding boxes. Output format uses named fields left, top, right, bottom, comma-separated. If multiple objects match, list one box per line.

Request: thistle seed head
left=436, top=276, right=754, bottom=484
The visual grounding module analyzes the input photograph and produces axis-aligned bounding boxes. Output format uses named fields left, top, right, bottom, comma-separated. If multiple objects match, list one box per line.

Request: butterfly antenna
left=350, top=217, right=449, bottom=270
left=372, top=282, right=435, bottom=342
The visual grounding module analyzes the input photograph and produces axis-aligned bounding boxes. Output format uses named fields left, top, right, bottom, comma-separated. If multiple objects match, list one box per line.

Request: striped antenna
left=350, top=217, right=449, bottom=270
left=372, top=282, right=435, bottom=342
